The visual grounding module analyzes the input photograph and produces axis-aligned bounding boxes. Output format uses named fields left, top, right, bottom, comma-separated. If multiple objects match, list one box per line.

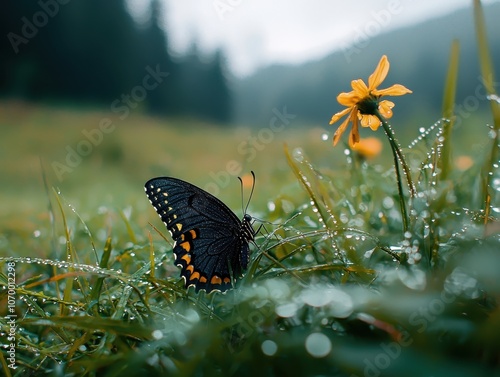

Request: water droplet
left=276, top=302, right=299, bottom=318
left=152, top=330, right=163, bottom=340
left=261, top=340, right=278, bottom=356
left=364, top=248, right=375, bottom=258
left=492, top=178, right=500, bottom=192
left=293, top=148, right=304, bottom=162
left=267, top=201, right=276, bottom=211
left=382, top=197, right=394, bottom=209
left=487, top=94, right=500, bottom=103
left=321, top=133, right=329, bottom=141
left=185, top=308, right=200, bottom=323
left=305, top=333, right=331, bottom=358
left=445, top=267, right=479, bottom=298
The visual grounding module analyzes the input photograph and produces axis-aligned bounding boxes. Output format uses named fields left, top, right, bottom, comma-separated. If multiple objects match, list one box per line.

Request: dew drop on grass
left=305, top=333, right=331, bottom=358
left=397, top=267, right=426, bottom=290
left=492, top=178, right=500, bottom=192
left=261, top=340, right=278, bottom=356
left=292, top=148, right=304, bottom=162
left=267, top=201, right=276, bottom=211
left=152, top=329, right=163, bottom=340
left=275, top=302, right=299, bottom=318
left=364, top=248, right=375, bottom=258
left=185, top=308, right=200, bottom=323
left=445, top=267, right=480, bottom=298
left=382, top=197, right=394, bottom=209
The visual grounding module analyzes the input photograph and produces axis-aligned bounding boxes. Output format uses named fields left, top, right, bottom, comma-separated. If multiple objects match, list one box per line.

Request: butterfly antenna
left=238, top=175, right=245, bottom=215
left=246, top=171, right=256, bottom=214
left=238, top=171, right=256, bottom=215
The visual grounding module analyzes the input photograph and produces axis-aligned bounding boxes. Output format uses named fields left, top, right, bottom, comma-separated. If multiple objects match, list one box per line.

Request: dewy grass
left=1, top=2, right=500, bottom=376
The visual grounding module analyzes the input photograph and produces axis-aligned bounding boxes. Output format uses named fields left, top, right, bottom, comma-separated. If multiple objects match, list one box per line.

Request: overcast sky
left=128, top=0, right=499, bottom=77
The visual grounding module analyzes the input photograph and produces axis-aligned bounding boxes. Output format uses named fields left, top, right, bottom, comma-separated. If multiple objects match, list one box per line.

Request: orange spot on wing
left=199, top=276, right=207, bottom=283
left=180, top=241, right=191, bottom=252
left=186, top=265, right=194, bottom=274
left=190, top=271, right=200, bottom=281
left=181, top=254, right=191, bottom=264
left=223, top=277, right=231, bottom=284
left=210, top=276, right=222, bottom=285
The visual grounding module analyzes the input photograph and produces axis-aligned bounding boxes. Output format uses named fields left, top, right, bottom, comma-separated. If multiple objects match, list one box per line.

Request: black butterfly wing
left=145, top=177, right=252, bottom=293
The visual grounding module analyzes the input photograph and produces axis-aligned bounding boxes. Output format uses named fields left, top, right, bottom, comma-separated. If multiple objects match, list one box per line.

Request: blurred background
left=0, top=0, right=499, bottom=235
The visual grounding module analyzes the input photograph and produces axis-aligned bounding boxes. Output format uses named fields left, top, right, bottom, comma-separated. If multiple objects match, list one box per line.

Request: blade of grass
left=120, top=209, right=137, bottom=244
left=473, top=0, right=500, bottom=128
left=440, top=39, right=460, bottom=180
left=52, top=188, right=74, bottom=316
left=0, top=348, right=12, bottom=377
left=473, top=0, right=500, bottom=224
left=89, top=237, right=113, bottom=314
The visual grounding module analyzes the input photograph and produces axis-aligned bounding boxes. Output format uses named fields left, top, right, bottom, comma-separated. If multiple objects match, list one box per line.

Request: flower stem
left=374, top=110, right=416, bottom=232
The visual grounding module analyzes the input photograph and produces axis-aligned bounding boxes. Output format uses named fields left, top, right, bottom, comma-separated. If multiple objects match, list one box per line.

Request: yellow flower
left=455, top=155, right=474, bottom=171
left=349, top=137, right=383, bottom=159
left=329, top=55, right=412, bottom=146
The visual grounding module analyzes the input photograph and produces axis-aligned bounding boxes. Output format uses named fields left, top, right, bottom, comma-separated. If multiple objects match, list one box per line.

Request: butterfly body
left=145, top=177, right=255, bottom=293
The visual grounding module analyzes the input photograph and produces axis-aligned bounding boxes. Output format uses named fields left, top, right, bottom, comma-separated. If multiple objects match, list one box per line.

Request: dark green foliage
left=0, top=0, right=232, bottom=123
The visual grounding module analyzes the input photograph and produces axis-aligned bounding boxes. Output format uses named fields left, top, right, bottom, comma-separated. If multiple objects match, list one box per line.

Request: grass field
left=1, top=94, right=499, bottom=375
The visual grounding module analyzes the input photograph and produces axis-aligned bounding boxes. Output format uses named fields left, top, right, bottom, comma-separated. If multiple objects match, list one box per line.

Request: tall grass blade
left=440, top=39, right=460, bottom=180
left=473, top=0, right=500, bottom=222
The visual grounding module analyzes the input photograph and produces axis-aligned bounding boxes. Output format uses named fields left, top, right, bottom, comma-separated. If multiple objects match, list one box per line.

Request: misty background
left=1, top=1, right=500, bottom=129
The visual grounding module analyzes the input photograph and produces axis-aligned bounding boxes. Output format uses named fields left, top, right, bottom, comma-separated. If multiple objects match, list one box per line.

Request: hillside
left=233, top=3, right=500, bottom=134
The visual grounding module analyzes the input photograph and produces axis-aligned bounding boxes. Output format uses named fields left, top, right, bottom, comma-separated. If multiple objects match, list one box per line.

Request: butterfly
left=144, top=175, right=256, bottom=293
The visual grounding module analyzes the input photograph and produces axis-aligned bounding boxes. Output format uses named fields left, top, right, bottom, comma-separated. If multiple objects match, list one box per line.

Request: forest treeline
left=0, top=0, right=231, bottom=123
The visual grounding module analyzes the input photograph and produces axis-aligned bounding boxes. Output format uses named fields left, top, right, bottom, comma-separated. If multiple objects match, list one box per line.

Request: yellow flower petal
left=333, top=108, right=356, bottom=146
left=337, top=92, right=360, bottom=107
left=368, top=55, right=389, bottom=91
left=360, top=114, right=381, bottom=130
left=351, top=79, right=369, bottom=97
left=374, top=84, right=412, bottom=97
left=349, top=137, right=383, bottom=158
left=378, top=100, right=394, bottom=119
left=349, top=114, right=360, bottom=145
left=329, top=106, right=351, bottom=124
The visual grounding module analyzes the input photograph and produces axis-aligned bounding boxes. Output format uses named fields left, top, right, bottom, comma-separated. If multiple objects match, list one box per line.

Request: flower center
left=357, top=94, right=380, bottom=115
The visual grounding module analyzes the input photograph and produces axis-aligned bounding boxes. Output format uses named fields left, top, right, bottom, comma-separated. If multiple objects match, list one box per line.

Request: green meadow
left=1, top=3, right=500, bottom=376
